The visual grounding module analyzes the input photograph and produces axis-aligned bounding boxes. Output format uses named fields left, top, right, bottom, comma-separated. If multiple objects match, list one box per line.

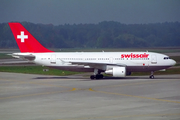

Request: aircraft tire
left=96, top=74, right=103, bottom=79
left=149, top=75, right=154, bottom=79
left=90, top=75, right=95, bottom=79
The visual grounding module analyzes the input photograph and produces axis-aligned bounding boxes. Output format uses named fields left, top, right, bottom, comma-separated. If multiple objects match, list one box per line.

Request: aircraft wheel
left=90, top=74, right=103, bottom=79
left=96, top=74, right=103, bottom=79
left=99, top=74, right=104, bottom=79
left=90, top=75, right=95, bottom=79
left=149, top=75, right=154, bottom=79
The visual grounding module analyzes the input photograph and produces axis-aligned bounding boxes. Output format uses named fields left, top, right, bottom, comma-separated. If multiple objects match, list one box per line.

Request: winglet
left=9, top=22, right=54, bottom=53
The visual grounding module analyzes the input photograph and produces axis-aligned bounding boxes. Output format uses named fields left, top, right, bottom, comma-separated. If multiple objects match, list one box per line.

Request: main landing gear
left=149, top=71, right=154, bottom=79
left=90, top=69, right=104, bottom=80
left=90, top=74, right=104, bottom=79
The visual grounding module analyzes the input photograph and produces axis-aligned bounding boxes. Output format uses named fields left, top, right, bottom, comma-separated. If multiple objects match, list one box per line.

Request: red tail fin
left=9, top=23, right=53, bottom=53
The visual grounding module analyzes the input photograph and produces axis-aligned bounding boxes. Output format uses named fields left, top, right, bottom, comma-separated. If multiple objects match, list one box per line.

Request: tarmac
left=0, top=72, right=180, bottom=120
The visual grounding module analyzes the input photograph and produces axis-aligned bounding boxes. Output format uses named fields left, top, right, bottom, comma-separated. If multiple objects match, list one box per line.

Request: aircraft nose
left=171, top=59, right=176, bottom=66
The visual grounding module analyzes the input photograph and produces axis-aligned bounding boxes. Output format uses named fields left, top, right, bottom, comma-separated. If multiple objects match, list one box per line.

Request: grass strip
left=0, top=66, right=81, bottom=76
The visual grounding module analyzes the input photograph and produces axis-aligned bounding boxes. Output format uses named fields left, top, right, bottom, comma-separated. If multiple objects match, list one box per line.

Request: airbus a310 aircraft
left=8, top=23, right=176, bottom=79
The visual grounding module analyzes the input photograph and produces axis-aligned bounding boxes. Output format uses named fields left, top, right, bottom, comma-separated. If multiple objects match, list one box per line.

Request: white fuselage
left=13, top=52, right=176, bottom=73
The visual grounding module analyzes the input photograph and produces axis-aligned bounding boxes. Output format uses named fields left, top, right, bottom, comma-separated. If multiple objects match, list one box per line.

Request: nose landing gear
left=149, top=71, right=154, bottom=79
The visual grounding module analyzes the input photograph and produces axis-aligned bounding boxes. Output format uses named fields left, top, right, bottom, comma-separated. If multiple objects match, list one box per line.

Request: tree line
left=0, top=21, right=180, bottom=48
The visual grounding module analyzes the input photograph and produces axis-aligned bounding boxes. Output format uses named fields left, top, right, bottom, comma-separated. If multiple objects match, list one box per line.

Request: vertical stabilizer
left=9, top=23, right=53, bottom=53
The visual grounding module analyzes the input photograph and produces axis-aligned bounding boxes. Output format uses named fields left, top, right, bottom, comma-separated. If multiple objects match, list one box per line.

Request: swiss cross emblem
left=17, top=31, right=28, bottom=43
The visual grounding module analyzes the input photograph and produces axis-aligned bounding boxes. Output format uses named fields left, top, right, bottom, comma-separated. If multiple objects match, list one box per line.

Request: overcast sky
left=0, top=0, right=180, bottom=25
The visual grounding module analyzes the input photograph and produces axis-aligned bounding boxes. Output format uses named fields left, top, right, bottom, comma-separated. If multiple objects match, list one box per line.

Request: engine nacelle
left=105, top=67, right=126, bottom=77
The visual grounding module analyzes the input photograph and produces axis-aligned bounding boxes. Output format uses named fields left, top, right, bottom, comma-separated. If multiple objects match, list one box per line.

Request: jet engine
left=105, top=67, right=126, bottom=77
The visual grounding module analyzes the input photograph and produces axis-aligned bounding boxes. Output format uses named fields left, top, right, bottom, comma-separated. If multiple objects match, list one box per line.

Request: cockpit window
left=164, top=57, right=169, bottom=60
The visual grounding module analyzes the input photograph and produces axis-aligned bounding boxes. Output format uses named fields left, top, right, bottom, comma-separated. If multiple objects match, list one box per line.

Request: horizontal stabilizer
left=10, top=53, right=36, bottom=61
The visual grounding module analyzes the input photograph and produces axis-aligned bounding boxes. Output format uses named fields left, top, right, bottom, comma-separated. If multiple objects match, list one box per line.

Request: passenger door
left=51, top=55, right=56, bottom=64
left=151, top=55, right=157, bottom=64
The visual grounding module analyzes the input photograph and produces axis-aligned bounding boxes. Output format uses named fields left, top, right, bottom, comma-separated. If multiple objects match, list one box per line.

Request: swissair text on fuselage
left=121, top=53, right=149, bottom=58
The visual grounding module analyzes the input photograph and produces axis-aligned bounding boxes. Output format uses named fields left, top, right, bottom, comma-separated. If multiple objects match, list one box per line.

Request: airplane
left=8, top=22, right=176, bottom=79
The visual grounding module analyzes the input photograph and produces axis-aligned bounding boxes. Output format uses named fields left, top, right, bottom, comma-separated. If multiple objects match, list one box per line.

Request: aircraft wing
left=70, top=61, right=126, bottom=70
